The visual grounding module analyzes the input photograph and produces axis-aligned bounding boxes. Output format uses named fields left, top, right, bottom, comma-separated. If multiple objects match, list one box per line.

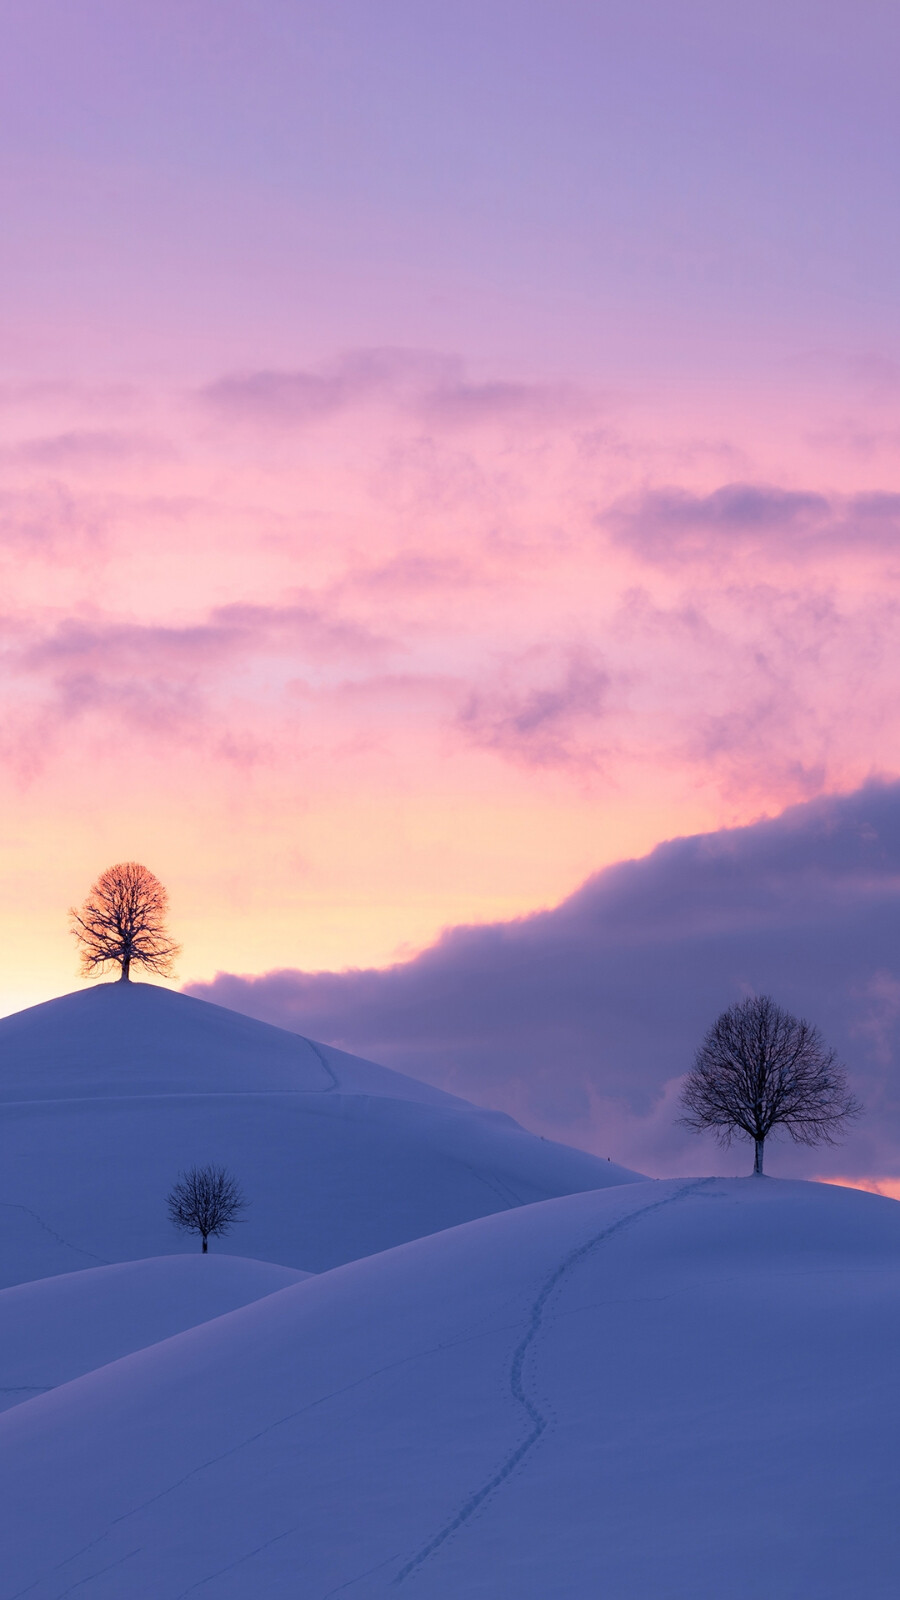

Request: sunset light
left=1, top=7, right=899, bottom=1592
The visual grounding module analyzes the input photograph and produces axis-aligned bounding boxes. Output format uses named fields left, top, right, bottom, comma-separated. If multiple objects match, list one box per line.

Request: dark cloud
left=608, top=482, right=900, bottom=564
left=188, top=780, right=900, bottom=1180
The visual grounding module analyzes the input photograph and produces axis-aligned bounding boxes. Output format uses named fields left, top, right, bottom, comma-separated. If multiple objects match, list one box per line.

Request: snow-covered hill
left=1, top=1176, right=897, bottom=1599
left=0, top=982, right=637, bottom=1286
left=0, top=1255, right=309, bottom=1413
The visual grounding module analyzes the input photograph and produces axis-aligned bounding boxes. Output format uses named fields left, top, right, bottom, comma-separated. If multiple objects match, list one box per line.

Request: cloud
left=457, top=646, right=612, bottom=768
left=188, top=780, right=900, bottom=1180
left=11, top=431, right=172, bottom=468
left=418, top=377, right=585, bottom=427
left=607, top=482, right=900, bottom=564
left=202, top=364, right=374, bottom=425
left=0, top=483, right=109, bottom=553
left=201, top=348, right=587, bottom=430
left=13, top=601, right=389, bottom=682
left=338, top=552, right=477, bottom=598
left=0, top=598, right=396, bottom=769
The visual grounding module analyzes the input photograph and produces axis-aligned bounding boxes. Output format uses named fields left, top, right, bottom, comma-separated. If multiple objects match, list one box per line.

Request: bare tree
left=70, top=862, right=180, bottom=982
left=167, top=1165, right=246, bottom=1253
left=679, top=994, right=861, bottom=1175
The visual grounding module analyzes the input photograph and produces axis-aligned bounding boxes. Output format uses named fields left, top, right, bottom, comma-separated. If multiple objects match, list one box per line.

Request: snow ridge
left=394, top=1178, right=710, bottom=1585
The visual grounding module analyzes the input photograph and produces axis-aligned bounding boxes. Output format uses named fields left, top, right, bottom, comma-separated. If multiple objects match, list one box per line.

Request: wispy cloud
left=0, top=483, right=109, bottom=553
left=201, top=348, right=589, bottom=431
left=0, top=597, right=398, bottom=776
left=10, top=430, right=173, bottom=468
left=14, top=599, right=391, bottom=673
left=338, top=552, right=478, bottom=597
left=458, top=646, right=612, bottom=769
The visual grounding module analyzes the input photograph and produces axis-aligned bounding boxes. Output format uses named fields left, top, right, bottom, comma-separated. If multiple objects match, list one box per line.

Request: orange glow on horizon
left=817, top=1177, right=900, bottom=1203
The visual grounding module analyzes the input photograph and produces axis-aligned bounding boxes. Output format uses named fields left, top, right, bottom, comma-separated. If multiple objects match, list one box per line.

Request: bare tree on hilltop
left=679, top=994, right=861, bottom=1176
left=167, top=1166, right=246, bottom=1253
left=70, top=862, right=180, bottom=983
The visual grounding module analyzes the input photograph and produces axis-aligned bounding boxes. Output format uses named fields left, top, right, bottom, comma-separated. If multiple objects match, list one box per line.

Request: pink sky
left=1, top=0, right=899, bottom=1072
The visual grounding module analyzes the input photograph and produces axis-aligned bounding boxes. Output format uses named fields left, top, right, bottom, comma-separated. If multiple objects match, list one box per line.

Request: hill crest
left=0, top=981, right=639, bottom=1285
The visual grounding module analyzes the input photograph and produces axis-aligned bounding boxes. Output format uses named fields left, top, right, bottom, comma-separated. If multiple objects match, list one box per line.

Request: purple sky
left=3, top=1, right=899, bottom=382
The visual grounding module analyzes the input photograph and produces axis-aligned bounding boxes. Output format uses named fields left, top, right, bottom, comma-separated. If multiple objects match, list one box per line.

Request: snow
left=0, top=1254, right=309, bottom=1413
left=1, top=1176, right=898, bottom=1598
left=0, top=982, right=639, bottom=1287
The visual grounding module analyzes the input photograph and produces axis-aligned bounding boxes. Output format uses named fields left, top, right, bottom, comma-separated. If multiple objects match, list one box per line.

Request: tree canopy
left=167, top=1166, right=246, bottom=1253
left=70, top=862, right=180, bottom=982
left=679, top=994, right=861, bottom=1175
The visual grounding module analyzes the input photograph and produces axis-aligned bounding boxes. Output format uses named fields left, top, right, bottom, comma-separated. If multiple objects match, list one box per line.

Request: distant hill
left=0, top=982, right=638, bottom=1286
left=0, top=1254, right=308, bottom=1412
left=1, top=1176, right=897, bottom=1597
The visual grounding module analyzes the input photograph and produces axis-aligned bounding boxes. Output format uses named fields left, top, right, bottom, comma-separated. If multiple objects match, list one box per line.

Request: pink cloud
left=1, top=353, right=900, bottom=1015
left=0, top=483, right=109, bottom=553
left=338, top=552, right=478, bottom=598
left=458, top=647, right=612, bottom=770
left=11, top=430, right=172, bottom=468
left=0, top=598, right=399, bottom=779
left=16, top=603, right=389, bottom=677
left=201, top=349, right=589, bottom=431
left=417, top=376, right=587, bottom=427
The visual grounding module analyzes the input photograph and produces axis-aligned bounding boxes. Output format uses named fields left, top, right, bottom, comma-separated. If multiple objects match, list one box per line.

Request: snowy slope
left=0, top=1255, right=309, bottom=1413
left=1, top=1177, right=897, bottom=1599
left=0, top=982, right=637, bottom=1286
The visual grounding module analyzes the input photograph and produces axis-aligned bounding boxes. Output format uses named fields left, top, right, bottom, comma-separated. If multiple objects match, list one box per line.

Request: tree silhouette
left=680, top=994, right=861, bottom=1175
left=167, top=1165, right=246, bottom=1253
left=70, top=862, right=180, bottom=982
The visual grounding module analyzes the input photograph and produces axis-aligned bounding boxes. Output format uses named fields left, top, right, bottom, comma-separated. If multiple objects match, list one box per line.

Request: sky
left=2, top=3, right=900, bottom=1176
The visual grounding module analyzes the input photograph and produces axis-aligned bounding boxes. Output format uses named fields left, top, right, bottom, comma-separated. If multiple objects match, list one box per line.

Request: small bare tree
left=679, top=994, right=861, bottom=1175
left=167, top=1165, right=246, bottom=1253
left=70, top=862, right=180, bottom=982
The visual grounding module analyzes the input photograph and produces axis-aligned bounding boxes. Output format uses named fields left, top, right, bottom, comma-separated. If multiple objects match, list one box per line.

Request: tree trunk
left=202, top=1235, right=208, bottom=1253
left=753, top=1138, right=765, bottom=1175
left=119, top=955, right=131, bottom=982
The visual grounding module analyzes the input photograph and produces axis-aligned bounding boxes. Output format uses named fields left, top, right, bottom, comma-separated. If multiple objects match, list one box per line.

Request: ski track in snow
left=51, top=1550, right=141, bottom=1597
left=1, top=1036, right=336, bottom=1110
left=319, top=1553, right=404, bottom=1597
left=171, top=1526, right=304, bottom=1597
left=460, top=1165, right=523, bottom=1210
left=0, top=1203, right=109, bottom=1266
left=4, top=1324, right=521, bottom=1600
left=297, top=1037, right=339, bottom=1092
left=7, top=1186, right=711, bottom=1600
left=392, top=1178, right=712, bottom=1586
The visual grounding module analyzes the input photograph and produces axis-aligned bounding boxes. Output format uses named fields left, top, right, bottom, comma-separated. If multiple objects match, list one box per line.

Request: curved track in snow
left=394, top=1178, right=710, bottom=1585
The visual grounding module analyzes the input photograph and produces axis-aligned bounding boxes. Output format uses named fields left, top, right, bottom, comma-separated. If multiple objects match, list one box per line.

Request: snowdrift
left=0, top=982, right=637, bottom=1286
left=0, top=1254, right=308, bottom=1413
left=1, top=1176, right=897, bottom=1598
